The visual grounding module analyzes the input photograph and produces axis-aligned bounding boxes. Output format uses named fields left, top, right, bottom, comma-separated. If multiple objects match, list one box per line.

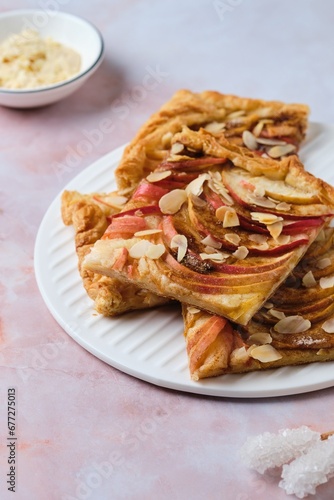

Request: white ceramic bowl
left=0, top=9, right=104, bottom=108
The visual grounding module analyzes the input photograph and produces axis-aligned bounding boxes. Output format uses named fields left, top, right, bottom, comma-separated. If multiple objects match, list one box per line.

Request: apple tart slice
left=115, top=89, right=309, bottom=195
left=183, top=227, right=334, bottom=380
left=61, top=190, right=168, bottom=316
left=83, top=127, right=334, bottom=325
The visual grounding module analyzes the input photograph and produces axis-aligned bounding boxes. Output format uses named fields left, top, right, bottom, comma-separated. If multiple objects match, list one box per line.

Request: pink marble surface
left=1, top=1, right=334, bottom=499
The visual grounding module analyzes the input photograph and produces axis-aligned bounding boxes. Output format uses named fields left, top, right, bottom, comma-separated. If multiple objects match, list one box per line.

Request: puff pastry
left=61, top=190, right=167, bottom=316
left=83, top=127, right=334, bottom=325
left=183, top=228, right=334, bottom=380
left=115, top=89, right=309, bottom=195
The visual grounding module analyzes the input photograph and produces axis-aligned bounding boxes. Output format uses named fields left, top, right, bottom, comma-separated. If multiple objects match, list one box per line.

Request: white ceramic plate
left=34, top=123, right=334, bottom=398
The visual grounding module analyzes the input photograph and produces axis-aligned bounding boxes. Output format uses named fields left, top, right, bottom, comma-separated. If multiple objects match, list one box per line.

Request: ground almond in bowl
left=0, top=30, right=81, bottom=89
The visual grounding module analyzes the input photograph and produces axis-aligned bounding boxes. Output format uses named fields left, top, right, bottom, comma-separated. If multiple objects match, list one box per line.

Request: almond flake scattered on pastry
left=215, top=206, right=239, bottom=227
left=227, top=110, right=246, bottom=120
left=249, top=234, right=268, bottom=244
left=134, top=228, right=162, bottom=237
left=267, top=143, right=296, bottom=158
left=204, top=121, right=226, bottom=133
left=255, top=137, right=287, bottom=146
left=185, top=173, right=210, bottom=196
left=190, top=193, right=207, bottom=208
left=248, top=332, right=273, bottom=345
left=321, top=318, right=334, bottom=334
left=275, top=234, right=291, bottom=245
left=145, top=243, right=165, bottom=259
left=247, top=193, right=277, bottom=209
left=252, top=119, right=273, bottom=137
left=269, top=309, right=286, bottom=320
left=242, top=130, right=258, bottom=150
left=147, top=170, right=172, bottom=182
left=263, top=301, right=274, bottom=309
left=249, top=344, right=282, bottom=363
left=231, top=346, right=250, bottom=363
left=187, top=306, right=201, bottom=314
left=232, top=246, right=249, bottom=260
left=224, top=233, right=241, bottom=245
left=274, top=315, right=311, bottom=334
left=161, top=131, right=173, bottom=147
left=302, top=270, right=317, bottom=288
left=98, top=195, right=128, bottom=208
left=276, top=201, right=291, bottom=211
left=316, top=257, right=331, bottom=269
left=159, top=189, right=187, bottom=214
left=201, top=234, right=222, bottom=249
left=129, top=240, right=152, bottom=258
left=250, top=212, right=283, bottom=225
left=170, top=142, right=184, bottom=155
left=170, top=234, right=188, bottom=262
left=208, top=178, right=234, bottom=205
left=267, top=221, right=283, bottom=240
left=199, top=252, right=227, bottom=262
left=319, top=275, right=334, bottom=289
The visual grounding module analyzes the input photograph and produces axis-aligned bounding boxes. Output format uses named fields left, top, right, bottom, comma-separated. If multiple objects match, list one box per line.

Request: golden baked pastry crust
left=115, top=89, right=309, bottom=195
left=61, top=190, right=167, bottom=316
left=83, top=128, right=334, bottom=325
left=183, top=228, right=334, bottom=380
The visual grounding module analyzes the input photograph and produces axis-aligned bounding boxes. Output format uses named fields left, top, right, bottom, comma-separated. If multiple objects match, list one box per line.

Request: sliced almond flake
left=170, top=142, right=184, bottom=155
left=254, top=185, right=266, bottom=197
left=170, top=234, right=188, bottom=262
left=231, top=346, right=250, bottom=363
left=101, top=195, right=128, bottom=207
left=161, top=131, right=173, bottom=147
left=267, top=221, right=283, bottom=240
left=302, top=270, right=317, bottom=288
left=249, top=234, right=268, bottom=244
left=208, top=178, right=234, bottom=205
left=216, top=207, right=239, bottom=228
left=199, top=252, right=227, bottom=262
left=256, top=137, right=287, bottom=146
left=269, top=309, right=286, bottom=320
left=316, top=257, right=332, bottom=270
left=319, top=275, right=334, bottom=289
left=134, top=228, right=162, bottom=237
left=249, top=344, right=282, bottom=363
left=252, top=119, right=274, bottom=137
left=274, top=315, right=311, bottom=334
left=250, top=212, right=283, bottom=225
left=190, top=194, right=207, bottom=207
left=204, top=121, right=226, bottom=133
left=204, top=245, right=219, bottom=254
left=263, top=302, right=274, bottom=309
left=276, top=201, right=292, bottom=211
left=129, top=240, right=152, bottom=258
left=209, top=171, right=222, bottom=181
left=146, top=243, right=165, bottom=259
left=267, top=143, right=296, bottom=158
left=242, top=130, right=258, bottom=150
left=159, top=189, right=187, bottom=214
left=232, top=246, right=249, bottom=260
left=248, top=333, right=273, bottom=345
left=187, top=306, right=201, bottom=314
left=224, top=233, right=241, bottom=245
left=321, top=318, right=334, bottom=334
left=147, top=170, right=172, bottom=182
left=275, top=234, right=291, bottom=245
left=227, top=110, right=246, bottom=119
left=247, top=194, right=277, bottom=209
left=185, top=173, right=210, bottom=196
left=201, top=235, right=222, bottom=249
left=252, top=242, right=270, bottom=251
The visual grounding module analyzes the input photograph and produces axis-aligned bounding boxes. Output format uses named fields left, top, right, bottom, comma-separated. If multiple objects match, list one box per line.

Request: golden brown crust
left=61, top=190, right=167, bottom=316
left=115, top=89, right=309, bottom=194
